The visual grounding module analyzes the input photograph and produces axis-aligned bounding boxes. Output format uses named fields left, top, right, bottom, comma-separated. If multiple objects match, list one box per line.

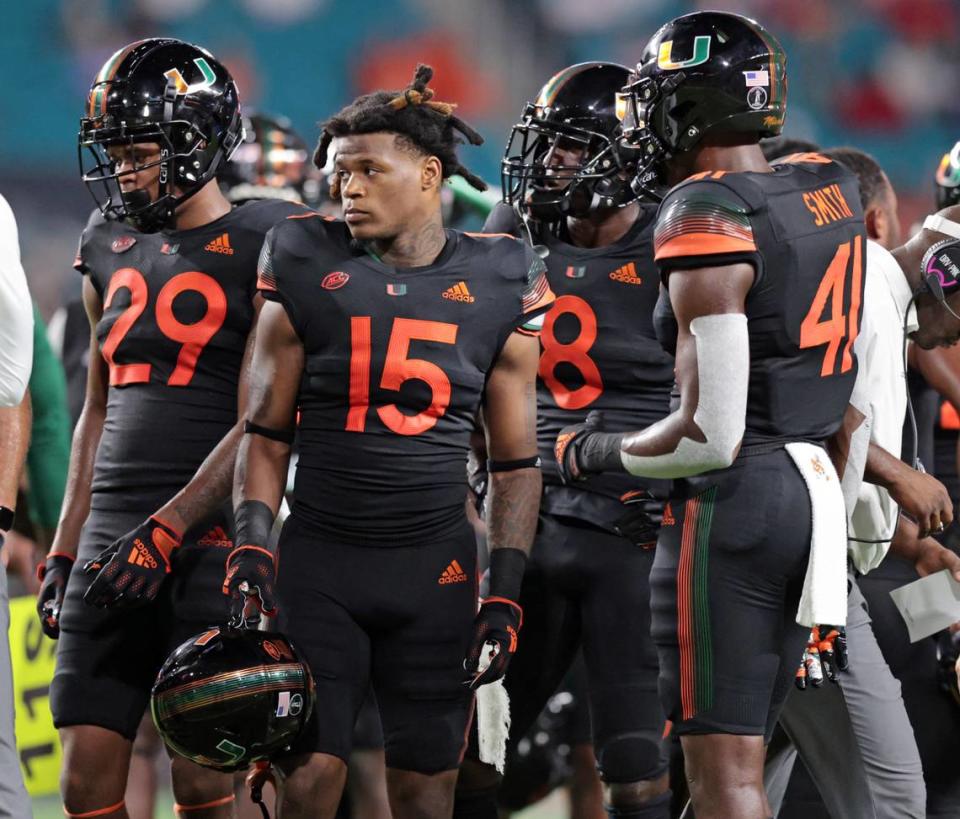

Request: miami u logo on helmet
left=164, top=57, right=216, bottom=94
left=657, top=36, right=711, bottom=70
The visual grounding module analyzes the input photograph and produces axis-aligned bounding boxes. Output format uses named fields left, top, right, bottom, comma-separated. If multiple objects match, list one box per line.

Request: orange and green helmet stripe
left=751, top=22, right=787, bottom=112
left=534, top=64, right=588, bottom=108
left=87, top=40, right=151, bottom=118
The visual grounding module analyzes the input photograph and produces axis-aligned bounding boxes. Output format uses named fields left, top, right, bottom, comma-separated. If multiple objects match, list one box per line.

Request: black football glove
left=463, top=597, right=523, bottom=690
left=36, top=552, right=75, bottom=639
left=615, top=489, right=662, bottom=548
left=223, top=545, right=278, bottom=628
left=82, top=517, right=181, bottom=608
left=795, top=625, right=849, bottom=690
left=555, top=410, right=610, bottom=484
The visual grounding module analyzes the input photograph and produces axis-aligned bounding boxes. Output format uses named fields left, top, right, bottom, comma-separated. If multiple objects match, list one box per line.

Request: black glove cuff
left=577, top=431, right=625, bottom=474
left=234, top=500, right=275, bottom=549
left=487, top=547, right=527, bottom=603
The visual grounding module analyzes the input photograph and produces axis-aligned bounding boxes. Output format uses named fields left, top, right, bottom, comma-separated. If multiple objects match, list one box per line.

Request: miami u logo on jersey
left=164, top=57, right=216, bottom=94
left=657, top=36, right=711, bottom=70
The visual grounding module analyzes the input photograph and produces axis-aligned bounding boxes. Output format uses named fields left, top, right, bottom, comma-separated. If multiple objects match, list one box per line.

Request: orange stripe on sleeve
left=654, top=232, right=758, bottom=261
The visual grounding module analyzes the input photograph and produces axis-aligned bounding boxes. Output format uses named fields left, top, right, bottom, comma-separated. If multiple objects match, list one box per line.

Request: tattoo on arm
left=486, top=468, right=541, bottom=556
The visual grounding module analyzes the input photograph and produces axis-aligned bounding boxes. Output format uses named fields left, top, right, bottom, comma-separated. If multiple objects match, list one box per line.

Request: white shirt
left=844, top=240, right=916, bottom=573
left=0, top=194, right=32, bottom=407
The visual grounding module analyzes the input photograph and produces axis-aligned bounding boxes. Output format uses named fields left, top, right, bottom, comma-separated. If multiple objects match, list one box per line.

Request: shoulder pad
left=655, top=176, right=758, bottom=262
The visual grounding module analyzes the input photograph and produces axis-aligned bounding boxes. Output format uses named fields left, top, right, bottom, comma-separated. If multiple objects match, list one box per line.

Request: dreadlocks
left=315, top=64, right=487, bottom=195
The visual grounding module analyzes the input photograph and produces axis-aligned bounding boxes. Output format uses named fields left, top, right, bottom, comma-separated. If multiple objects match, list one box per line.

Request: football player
left=556, top=13, right=867, bottom=818
left=227, top=64, right=554, bottom=819
left=35, top=39, right=304, bottom=819
left=219, top=111, right=310, bottom=206
left=220, top=108, right=393, bottom=819
left=455, top=63, right=673, bottom=819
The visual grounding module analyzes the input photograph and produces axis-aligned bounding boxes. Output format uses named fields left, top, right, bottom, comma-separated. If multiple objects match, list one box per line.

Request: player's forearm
left=576, top=408, right=739, bottom=479
left=863, top=441, right=909, bottom=490
left=50, top=400, right=104, bottom=558
left=233, top=432, right=290, bottom=519
left=887, top=515, right=922, bottom=563
left=154, top=421, right=245, bottom=534
left=0, top=396, right=31, bottom=509
left=485, top=468, right=541, bottom=557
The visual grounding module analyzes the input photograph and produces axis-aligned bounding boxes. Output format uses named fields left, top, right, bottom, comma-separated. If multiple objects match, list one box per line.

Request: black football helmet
left=151, top=627, right=314, bottom=772
left=79, top=38, right=244, bottom=232
left=501, top=62, right=640, bottom=223
left=220, top=112, right=309, bottom=204
left=618, top=11, right=787, bottom=200
left=936, top=141, right=960, bottom=209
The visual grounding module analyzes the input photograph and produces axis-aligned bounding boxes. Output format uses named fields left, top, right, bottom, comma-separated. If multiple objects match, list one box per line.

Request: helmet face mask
left=617, top=73, right=682, bottom=202
left=501, top=62, right=640, bottom=225
left=78, top=39, right=243, bottom=233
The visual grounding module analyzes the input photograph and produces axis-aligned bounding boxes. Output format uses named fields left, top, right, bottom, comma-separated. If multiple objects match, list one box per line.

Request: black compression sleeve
left=577, top=431, right=626, bottom=474
left=234, top=500, right=275, bottom=549
left=486, top=547, right=527, bottom=603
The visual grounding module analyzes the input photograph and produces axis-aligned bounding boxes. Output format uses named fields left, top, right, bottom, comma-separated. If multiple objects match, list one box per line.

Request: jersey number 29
left=102, top=268, right=226, bottom=387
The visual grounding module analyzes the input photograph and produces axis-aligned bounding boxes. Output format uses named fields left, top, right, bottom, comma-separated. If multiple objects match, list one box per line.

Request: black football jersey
left=75, top=199, right=304, bottom=508
left=483, top=203, right=674, bottom=524
left=258, top=215, right=555, bottom=545
left=652, top=155, right=867, bottom=446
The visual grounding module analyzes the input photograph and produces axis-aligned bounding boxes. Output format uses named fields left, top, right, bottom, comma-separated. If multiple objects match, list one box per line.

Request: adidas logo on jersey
left=127, top=539, right=158, bottom=569
left=204, top=233, right=234, bottom=255
left=442, top=281, right=475, bottom=303
left=438, top=559, right=468, bottom=584
left=609, top=262, right=643, bottom=285
left=198, top=526, right=234, bottom=548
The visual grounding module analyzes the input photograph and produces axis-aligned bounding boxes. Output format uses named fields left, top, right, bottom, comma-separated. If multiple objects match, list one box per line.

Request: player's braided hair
left=315, top=64, right=487, bottom=197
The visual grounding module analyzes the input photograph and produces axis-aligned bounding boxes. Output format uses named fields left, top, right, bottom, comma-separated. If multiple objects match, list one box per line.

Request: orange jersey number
left=799, top=236, right=863, bottom=377
left=101, top=267, right=227, bottom=387
left=538, top=295, right=604, bottom=409
left=347, top=317, right=459, bottom=436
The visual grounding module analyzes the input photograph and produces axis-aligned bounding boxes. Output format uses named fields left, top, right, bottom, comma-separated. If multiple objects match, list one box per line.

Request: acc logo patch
left=111, top=235, right=137, bottom=253
left=322, top=271, right=349, bottom=290
left=262, top=640, right=282, bottom=661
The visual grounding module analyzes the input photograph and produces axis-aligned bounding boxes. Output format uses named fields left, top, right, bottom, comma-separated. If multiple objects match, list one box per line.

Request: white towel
left=786, top=442, right=849, bottom=627
left=475, top=644, right=510, bottom=773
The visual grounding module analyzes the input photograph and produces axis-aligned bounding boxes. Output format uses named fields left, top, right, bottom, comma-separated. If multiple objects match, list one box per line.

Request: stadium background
left=3, top=0, right=958, bottom=816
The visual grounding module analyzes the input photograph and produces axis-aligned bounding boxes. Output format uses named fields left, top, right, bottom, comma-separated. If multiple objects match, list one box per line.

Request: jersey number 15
left=347, top=317, right=458, bottom=436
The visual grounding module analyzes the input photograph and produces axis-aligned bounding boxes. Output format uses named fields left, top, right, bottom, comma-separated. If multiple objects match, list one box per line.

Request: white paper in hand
left=890, top=569, right=960, bottom=642
left=475, top=641, right=510, bottom=773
